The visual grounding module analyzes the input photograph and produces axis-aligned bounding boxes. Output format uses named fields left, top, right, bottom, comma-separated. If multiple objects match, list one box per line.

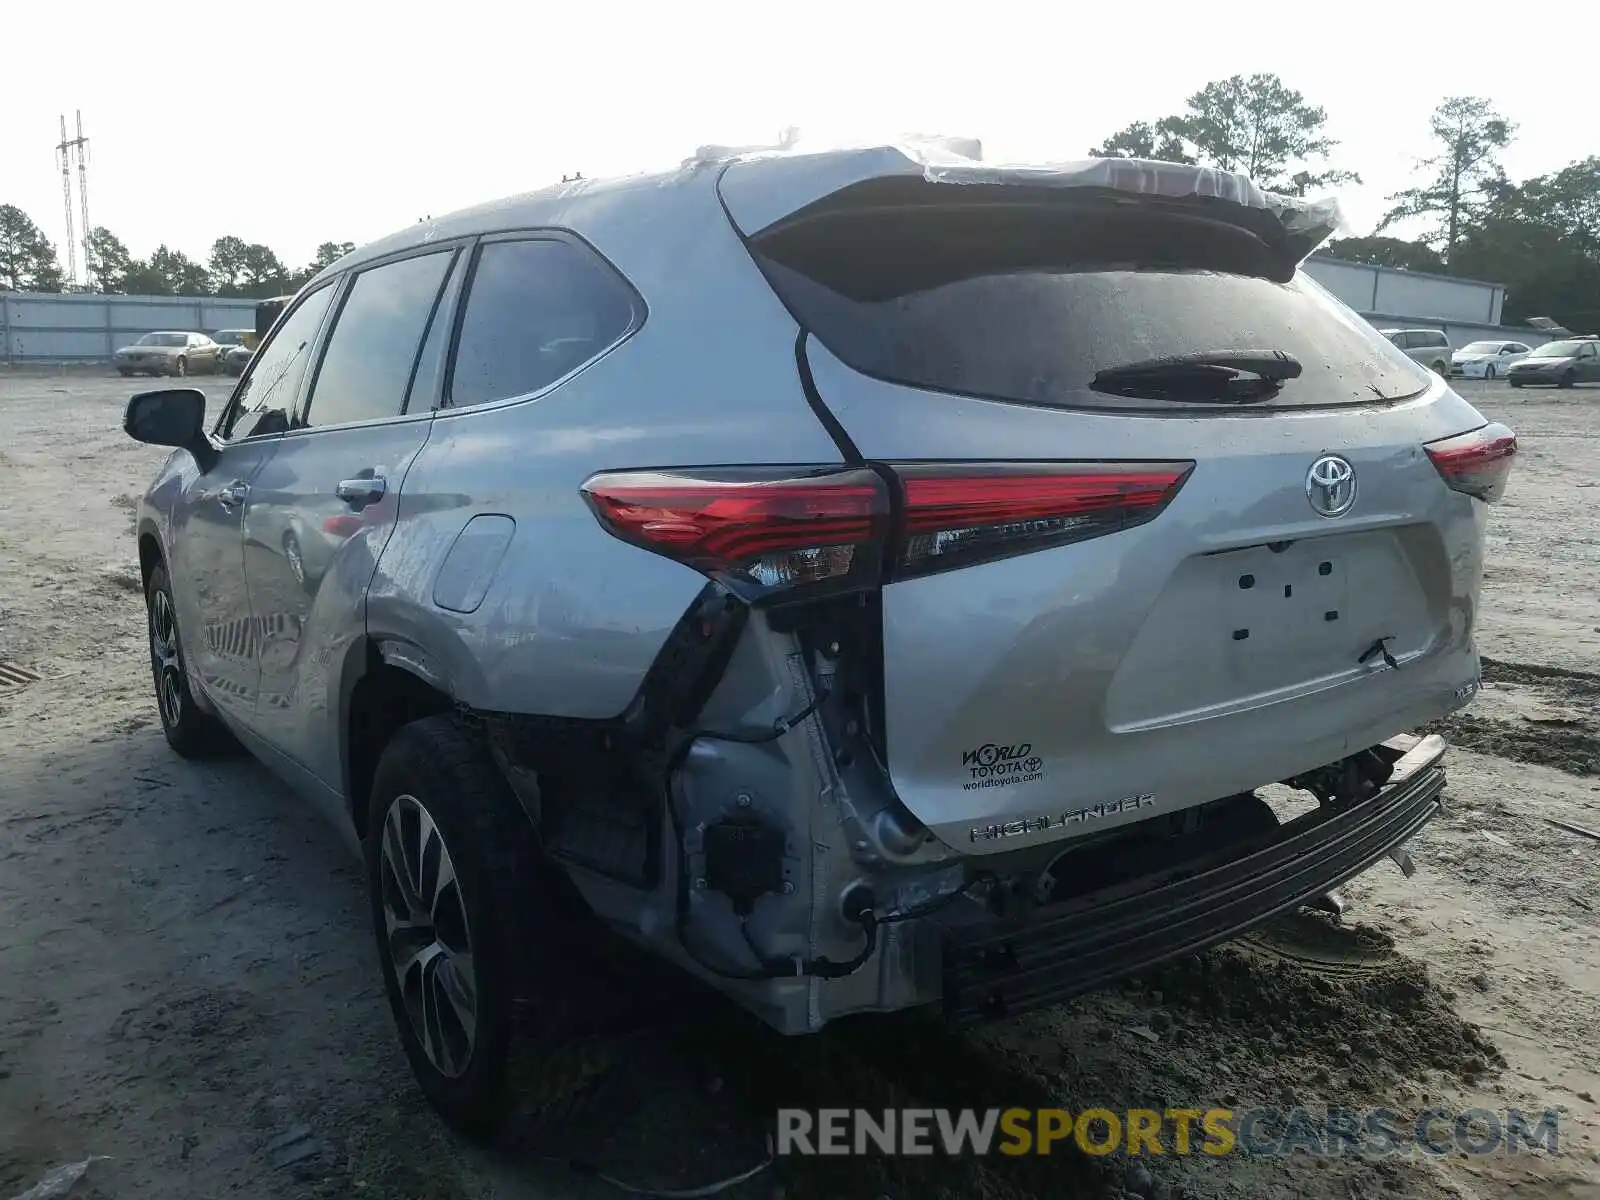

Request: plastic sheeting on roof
left=710, top=137, right=1348, bottom=258
left=911, top=147, right=1346, bottom=246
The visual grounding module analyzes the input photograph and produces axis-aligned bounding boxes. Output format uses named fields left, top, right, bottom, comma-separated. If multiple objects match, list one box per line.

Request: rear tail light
left=894, top=462, right=1194, bottom=578
left=1424, top=423, right=1516, bottom=503
left=582, top=460, right=1193, bottom=603
left=580, top=467, right=890, bottom=603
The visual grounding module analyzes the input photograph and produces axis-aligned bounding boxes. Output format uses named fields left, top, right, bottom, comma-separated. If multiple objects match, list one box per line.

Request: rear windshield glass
left=751, top=199, right=1430, bottom=411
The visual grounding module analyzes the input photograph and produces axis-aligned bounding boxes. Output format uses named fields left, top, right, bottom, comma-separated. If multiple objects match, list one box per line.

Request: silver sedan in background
left=114, top=331, right=221, bottom=377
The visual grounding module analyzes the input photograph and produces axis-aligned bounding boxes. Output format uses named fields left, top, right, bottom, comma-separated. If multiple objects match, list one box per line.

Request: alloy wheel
left=149, top=589, right=184, bottom=728
left=378, top=794, right=479, bottom=1079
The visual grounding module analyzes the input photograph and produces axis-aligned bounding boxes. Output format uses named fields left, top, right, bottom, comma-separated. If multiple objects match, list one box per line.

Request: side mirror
left=123, top=388, right=218, bottom=472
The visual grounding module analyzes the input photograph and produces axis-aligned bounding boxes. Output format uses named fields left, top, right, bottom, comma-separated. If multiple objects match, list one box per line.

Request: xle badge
left=961, top=742, right=1044, bottom=792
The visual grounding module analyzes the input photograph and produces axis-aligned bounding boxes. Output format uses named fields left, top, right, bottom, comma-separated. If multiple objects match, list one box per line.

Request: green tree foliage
left=151, top=245, right=212, bottom=295
left=1089, top=74, right=1357, bottom=195
left=238, top=243, right=289, bottom=297
left=1323, top=236, right=1446, bottom=274
left=2, top=210, right=360, bottom=300
left=0, top=204, right=66, bottom=291
left=285, top=241, right=357, bottom=290
left=120, top=259, right=171, bottom=295
left=1377, top=96, right=1514, bottom=265
left=1452, top=157, right=1600, bottom=329
left=1089, top=119, right=1194, bottom=164
left=207, top=235, right=251, bottom=294
left=310, top=241, right=355, bottom=272
left=85, top=227, right=133, bottom=292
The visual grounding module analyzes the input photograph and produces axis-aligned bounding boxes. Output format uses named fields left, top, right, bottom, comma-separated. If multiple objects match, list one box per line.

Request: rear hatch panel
left=716, top=150, right=1490, bottom=853
left=806, top=341, right=1484, bottom=849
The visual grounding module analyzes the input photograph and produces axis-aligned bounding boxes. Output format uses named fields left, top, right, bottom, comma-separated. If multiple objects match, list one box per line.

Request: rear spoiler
left=715, top=142, right=1347, bottom=270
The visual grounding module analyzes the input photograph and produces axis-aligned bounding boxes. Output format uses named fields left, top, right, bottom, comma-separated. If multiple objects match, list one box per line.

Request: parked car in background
left=123, top=148, right=1511, bottom=1139
left=211, top=328, right=251, bottom=352
left=1380, top=329, right=1452, bottom=376
left=1506, top=335, right=1600, bottom=388
left=1450, top=340, right=1530, bottom=379
left=208, top=328, right=256, bottom=376
left=220, top=346, right=253, bottom=376
left=114, top=331, right=222, bottom=377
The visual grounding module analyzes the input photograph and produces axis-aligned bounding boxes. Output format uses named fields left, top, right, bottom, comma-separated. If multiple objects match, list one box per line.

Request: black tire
left=1559, top=370, right=1576, bottom=389
left=1432, top=360, right=1448, bottom=377
left=1510, top=379, right=1523, bottom=389
left=173, top=356, right=187, bottom=378
left=1485, top=363, right=1496, bottom=380
left=145, top=562, right=236, bottom=757
left=365, top=715, right=617, bottom=1141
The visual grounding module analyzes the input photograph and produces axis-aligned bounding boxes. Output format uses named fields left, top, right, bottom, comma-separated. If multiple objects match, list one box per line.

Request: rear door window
left=749, top=193, right=1427, bottom=412
left=446, top=237, right=638, bottom=410
left=300, top=250, right=456, bottom=429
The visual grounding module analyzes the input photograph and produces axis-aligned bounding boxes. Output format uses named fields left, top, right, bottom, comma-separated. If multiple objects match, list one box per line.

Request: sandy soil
left=1, top=368, right=1597, bottom=1200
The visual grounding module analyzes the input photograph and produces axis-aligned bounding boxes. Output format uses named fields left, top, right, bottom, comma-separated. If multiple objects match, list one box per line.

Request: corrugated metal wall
left=1299, top=258, right=1551, bottom=349
left=2, top=292, right=258, bottom=364
left=1303, top=257, right=1507, bottom=326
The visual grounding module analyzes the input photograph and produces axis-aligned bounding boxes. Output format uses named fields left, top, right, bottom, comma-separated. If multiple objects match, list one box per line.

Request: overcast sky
left=3, top=0, right=1584, bottom=281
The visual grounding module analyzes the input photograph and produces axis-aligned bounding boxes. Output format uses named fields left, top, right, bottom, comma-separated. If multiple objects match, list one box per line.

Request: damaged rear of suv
left=127, top=143, right=1514, bottom=1137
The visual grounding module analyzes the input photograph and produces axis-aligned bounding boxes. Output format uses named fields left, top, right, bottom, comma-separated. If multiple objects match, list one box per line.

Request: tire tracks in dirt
left=1426, top=657, right=1600, bottom=777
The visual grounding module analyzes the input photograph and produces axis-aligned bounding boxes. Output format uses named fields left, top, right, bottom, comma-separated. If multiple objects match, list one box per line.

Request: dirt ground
left=1, top=367, right=1597, bottom=1200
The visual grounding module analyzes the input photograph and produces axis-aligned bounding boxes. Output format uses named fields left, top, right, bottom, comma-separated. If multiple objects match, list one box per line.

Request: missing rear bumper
left=939, top=735, right=1446, bottom=1025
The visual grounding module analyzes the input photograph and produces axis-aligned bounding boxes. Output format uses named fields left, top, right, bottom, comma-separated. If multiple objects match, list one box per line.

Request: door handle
left=217, top=480, right=249, bottom=510
left=336, top=475, right=387, bottom=506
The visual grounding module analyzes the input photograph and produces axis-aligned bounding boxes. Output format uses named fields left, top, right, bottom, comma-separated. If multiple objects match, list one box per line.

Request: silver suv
left=1380, top=328, right=1453, bottom=376
left=124, top=147, right=1515, bottom=1137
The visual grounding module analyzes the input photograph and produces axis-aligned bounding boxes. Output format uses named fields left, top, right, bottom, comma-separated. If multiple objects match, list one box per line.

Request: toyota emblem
left=1306, top=455, right=1357, bottom=517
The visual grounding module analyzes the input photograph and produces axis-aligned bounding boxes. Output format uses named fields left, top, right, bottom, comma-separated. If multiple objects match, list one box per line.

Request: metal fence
left=1, top=291, right=258, bottom=364
left=3, top=268, right=1551, bottom=366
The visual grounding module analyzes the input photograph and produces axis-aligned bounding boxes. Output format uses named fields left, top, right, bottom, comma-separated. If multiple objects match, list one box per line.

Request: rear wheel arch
left=343, top=643, right=455, bottom=838
left=138, top=531, right=164, bottom=586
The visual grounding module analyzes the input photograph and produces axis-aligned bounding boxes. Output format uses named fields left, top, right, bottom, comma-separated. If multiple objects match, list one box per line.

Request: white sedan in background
left=1451, top=340, right=1531, bottom=380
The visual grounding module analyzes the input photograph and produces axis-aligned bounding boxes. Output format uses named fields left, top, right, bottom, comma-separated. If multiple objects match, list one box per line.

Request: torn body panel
left=458, top=579, right=1448, bottom=1035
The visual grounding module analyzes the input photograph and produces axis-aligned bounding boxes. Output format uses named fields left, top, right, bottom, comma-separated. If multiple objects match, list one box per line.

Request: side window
left=300, top=251, right=456, bottom=429
left=405, top=252, right=468, bottom=411
left=447, top=238, right=637, bottom=410
left=219, top=285, right=336, bottom=442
